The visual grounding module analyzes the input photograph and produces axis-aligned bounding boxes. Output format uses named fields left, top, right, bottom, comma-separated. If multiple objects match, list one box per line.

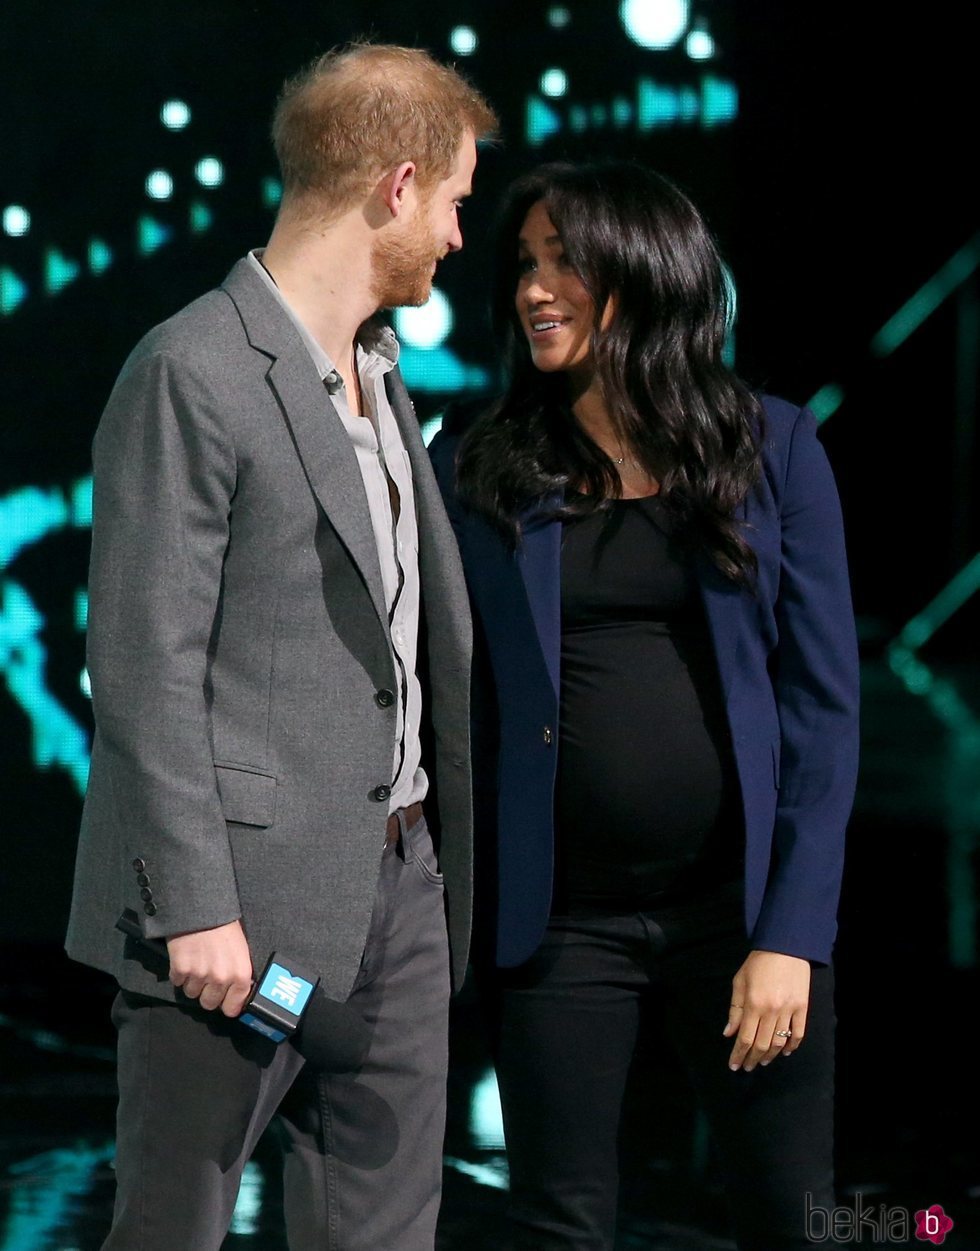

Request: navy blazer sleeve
left=750, top=404, right=859, bottom=962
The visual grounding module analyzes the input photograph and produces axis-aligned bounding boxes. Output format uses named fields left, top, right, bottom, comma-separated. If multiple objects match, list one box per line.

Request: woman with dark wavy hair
left=429, top=160, right=858, bottom=1250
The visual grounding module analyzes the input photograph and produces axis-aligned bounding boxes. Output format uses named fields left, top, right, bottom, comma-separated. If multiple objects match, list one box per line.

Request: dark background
left=1, top=2, right=977, bottom=1246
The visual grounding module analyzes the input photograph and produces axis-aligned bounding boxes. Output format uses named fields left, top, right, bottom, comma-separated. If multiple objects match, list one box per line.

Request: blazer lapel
left=695, top=490, right=752, bottom=703
left=462, top=495, right=560, bottom=706
left=221, top=261, right=389, bottom=635
left=697, top=559, right=741, bottom=702
left=516, top=508, right=562, bottom=701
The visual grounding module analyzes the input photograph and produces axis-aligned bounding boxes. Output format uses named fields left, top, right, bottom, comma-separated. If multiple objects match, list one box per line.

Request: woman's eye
left=517, top=257, right=535, bottom=275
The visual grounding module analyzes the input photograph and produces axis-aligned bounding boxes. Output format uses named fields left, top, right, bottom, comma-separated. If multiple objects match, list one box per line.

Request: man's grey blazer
left=66, top=259, right=473, bottom=1002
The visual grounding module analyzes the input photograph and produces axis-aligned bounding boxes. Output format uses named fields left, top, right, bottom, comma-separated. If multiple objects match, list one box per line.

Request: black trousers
left=486, top=881, right=836, bottom=1251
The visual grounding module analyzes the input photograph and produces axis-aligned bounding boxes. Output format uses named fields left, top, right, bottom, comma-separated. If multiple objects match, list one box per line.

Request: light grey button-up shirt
left=247, top=250, right=426, bottom=813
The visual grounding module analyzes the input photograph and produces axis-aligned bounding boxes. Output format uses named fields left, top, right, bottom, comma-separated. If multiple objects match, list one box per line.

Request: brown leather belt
left=384, top=800, right=424, bottom=849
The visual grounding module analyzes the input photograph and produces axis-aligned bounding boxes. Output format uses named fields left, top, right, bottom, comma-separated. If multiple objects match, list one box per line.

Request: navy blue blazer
left=430, top=395, right=859, bottom=969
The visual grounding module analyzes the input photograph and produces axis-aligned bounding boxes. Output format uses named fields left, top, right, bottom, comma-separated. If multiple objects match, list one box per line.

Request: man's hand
left=722, top=950, right=810, bottom=1071
left=167, top=919, right=254, bottom=1017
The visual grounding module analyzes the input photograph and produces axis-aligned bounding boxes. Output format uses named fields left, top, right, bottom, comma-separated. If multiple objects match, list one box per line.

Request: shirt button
left=543, top=726, right=553, bottom=745
left=372, top=784, right=392, bottom=802
left=375, top=688, right=395, bottom=708
left=143, top=902, right=157, bottom=917
left=136, top=873, right=150, bottom=887
left=132, top=858, right=146, bottom=873
left=139, top=887, right=153, bottom=902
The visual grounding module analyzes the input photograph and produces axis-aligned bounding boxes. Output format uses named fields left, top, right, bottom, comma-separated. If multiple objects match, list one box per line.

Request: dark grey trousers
left=103, top=813, right=451, bottom=1251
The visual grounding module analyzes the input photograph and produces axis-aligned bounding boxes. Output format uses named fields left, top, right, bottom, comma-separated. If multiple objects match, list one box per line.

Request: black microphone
left=115, top=910, right=370, bottom=1072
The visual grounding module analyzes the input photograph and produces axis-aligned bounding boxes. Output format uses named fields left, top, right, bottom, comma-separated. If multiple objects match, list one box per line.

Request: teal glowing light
left=88, top=238, right=113, bottom=274
left=898, top=551, right=980, bottom=653
left=145, top=170, right=174, bottom=200
left=540, top=68, right=568, bottom=98
left=637, top=78, right=694, bottom=128
left=397, top=347, right=489, bottom=393
left=3, top=204, right=30, bottom=236
left=262, top=177, right=283, bottom=210
left=394, top=288, right=453, bottom=350
left=189, top=200, right=213, bottom=234
left=701, top=75, right=738, bottom=126
left=871, top=233, right=980, bottom=357
left=71, top=477, right=93, bottom=527
left=420, top=416, right=443, bottom=446
left=1, top=267, right=28, bottom=315
left=1, top=480, right=94, bottom=795
left=161, top=99, right=191, bottom=130
left=443, top=1155, right=511, bottom=1190
left=137, top=215, right=173, bottom=256
left=44, top=248, right=81, bottom=295
left=74, top=590, right=88, bottom=632
left=612, top=96, right=633, bottom=126
left=469, top=1066, right=506, bottom=1150
left=195, top=156, right=224, bottom=188
left=806, top=383, right=845, bottom=425
left=620, top=0, right=689, bottom=49
left=526, top=95, right=562, bottom=145
left=450, top=25, right=478, bottom=56
left=0, top=1144, right=114, bottom=1251
left=229, top=1161, right=264, bottom=1234
left=686, top=28, right=714, bottom=59
left=547, top=5, right=571, bottom=26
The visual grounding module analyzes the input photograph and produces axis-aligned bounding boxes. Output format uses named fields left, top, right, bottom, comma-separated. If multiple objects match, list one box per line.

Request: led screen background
left=1, top=1, right=976, bottom=942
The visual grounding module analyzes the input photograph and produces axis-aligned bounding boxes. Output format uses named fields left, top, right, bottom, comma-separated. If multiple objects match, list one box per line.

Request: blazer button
left=143, top=902, right=157, bottom=917
left=543, top=726, right=553, bottom=745
left=136, top=873, right=150, bottom=887
left=132, top=858, right=146, bottom=873
left=140, top=887, right=153, bottom=902
left=372, top=783, right=392, bottom=802
left=375, top=688, right=395, bottom=708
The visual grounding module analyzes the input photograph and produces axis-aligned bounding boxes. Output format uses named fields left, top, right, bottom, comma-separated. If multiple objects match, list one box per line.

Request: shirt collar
left=246, top=249, right=399, bottom=390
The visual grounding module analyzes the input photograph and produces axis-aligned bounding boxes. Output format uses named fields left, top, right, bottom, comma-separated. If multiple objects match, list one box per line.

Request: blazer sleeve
left=751, top=406, right=860, bottom=963
left=86, top=348, right=242, bottom=940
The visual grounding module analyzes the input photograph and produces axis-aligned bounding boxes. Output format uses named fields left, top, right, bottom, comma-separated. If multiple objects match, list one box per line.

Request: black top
left=554, top=494, right=743, bottom=911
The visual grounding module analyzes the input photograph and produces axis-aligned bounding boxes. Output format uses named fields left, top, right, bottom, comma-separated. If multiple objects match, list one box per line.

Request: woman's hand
left=723, top=950, right=810, bottom=1071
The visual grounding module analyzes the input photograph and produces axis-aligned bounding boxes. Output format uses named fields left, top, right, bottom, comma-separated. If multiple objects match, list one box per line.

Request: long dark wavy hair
left=456, top=160, right=763, bottom=585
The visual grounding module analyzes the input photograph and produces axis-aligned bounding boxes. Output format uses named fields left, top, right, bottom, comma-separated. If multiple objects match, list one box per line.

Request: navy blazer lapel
left=696, top=558, right=741, bottom=702
left=517, top=509, right=562, bottom=701
left=695, top=491, right=753, bottom=703
left=221, top=261, right=389, bottom=635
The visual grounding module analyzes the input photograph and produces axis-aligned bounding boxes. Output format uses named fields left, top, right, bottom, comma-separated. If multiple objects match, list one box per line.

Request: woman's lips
left=527, top=317, right=568, bottom=339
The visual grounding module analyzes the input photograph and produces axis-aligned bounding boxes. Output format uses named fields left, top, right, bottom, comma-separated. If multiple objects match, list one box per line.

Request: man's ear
left=378, top=161, right=417, bottom=218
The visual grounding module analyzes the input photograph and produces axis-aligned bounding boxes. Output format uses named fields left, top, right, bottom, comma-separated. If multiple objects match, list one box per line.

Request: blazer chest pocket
left=214, top=762, right=277, bottom=827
